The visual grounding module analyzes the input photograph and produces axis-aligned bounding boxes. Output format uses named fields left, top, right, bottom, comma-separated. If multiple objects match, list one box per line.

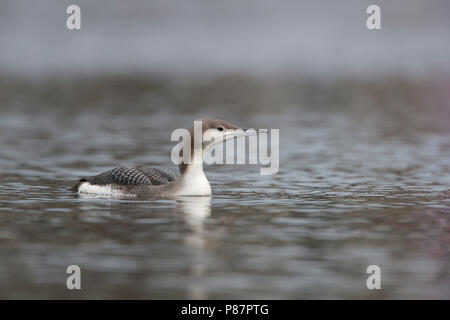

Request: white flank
left=77, top=182, right=130, bottom=197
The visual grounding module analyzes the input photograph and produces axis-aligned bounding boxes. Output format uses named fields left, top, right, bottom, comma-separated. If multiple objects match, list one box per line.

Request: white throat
left=178, top=163, right=211, bottom=196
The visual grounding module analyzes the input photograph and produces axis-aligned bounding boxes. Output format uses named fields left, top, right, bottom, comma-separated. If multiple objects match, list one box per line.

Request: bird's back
left=72, top=166, right=178, bottom=195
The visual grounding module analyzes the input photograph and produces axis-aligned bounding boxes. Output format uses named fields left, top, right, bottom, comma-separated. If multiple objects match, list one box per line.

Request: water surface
left=0, top=76, right=449, bottom=299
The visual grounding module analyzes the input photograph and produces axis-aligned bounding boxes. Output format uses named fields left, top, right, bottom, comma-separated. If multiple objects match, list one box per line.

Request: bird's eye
left=217, top=127, right=224, bottom=131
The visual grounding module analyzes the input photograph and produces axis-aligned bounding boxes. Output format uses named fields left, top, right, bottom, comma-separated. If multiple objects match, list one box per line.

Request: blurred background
left=0, top=0, right=449, bottom=299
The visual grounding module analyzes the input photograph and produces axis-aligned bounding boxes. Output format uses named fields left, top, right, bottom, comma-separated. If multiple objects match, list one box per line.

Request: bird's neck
left=178, top=155, right=211, bottom=196
left=179, top=162, right=203, bottom=176
left=179, top=144, right=204, bottom=176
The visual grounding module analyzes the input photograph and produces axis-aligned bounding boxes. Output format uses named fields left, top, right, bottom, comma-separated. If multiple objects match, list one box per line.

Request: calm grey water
left=0, top=76, right=449, bottom=299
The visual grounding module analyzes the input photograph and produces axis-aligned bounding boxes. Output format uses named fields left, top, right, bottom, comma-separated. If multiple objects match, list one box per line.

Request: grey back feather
left=82, top=166, right=178, bottom=186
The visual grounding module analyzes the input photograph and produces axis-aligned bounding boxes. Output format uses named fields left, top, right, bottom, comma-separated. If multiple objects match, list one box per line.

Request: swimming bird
left=71, top=119, right=253, bottom=198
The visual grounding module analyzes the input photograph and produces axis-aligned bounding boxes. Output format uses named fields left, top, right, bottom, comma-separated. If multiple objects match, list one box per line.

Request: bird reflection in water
left=176, top=196, right=212, bottom=299
left=75, top=192, right=211, bottom=233
left=176, top=196, right=211, bottom=233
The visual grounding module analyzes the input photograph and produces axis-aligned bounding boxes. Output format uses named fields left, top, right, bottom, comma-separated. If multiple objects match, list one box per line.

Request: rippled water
left=0, top=76, right=449, bottom=299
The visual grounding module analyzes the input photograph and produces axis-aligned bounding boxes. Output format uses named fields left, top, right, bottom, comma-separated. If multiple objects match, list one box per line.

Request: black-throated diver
left=72, top=119, right=253, bottom=198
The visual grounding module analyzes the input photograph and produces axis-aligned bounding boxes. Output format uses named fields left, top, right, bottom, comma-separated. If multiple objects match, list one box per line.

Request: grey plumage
left=72, top=166, right=177, bottom=191
left=134, top=166, right=178, bottom=185
left=83, top=166, right=177, bottom=186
